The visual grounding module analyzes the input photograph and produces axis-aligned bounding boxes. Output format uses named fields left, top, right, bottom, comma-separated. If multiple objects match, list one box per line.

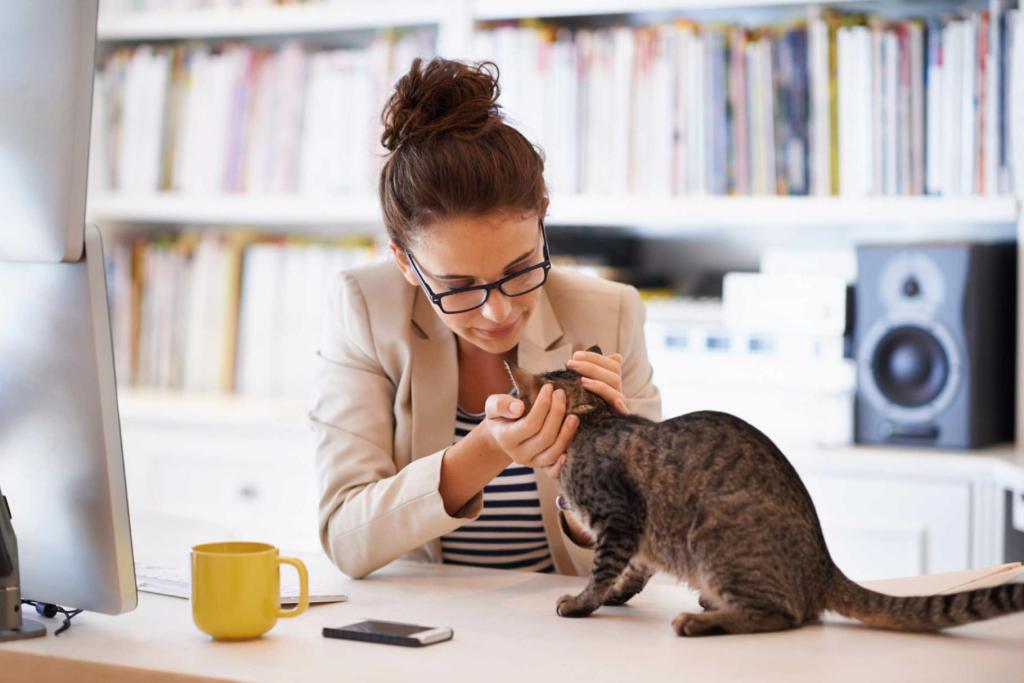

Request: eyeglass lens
left=440, top=266, right=547, bottom=313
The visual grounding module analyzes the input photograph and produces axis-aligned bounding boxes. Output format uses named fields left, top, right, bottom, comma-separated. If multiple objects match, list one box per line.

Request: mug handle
left=276, top=556, right=309, bottom=618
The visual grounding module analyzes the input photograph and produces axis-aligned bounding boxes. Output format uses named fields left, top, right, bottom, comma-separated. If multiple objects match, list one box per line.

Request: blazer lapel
left=517, top=289, right=580, bottom=575
left=517, top=287, right=573, bottom=373
left=409, top=288, right=458, bottom=469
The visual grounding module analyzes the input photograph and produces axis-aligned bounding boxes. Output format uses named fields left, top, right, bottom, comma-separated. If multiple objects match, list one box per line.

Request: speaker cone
left=870, top=325, right=949, bottom=408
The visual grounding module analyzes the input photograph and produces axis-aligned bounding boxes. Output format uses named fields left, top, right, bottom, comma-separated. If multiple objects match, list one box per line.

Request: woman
left=312, top=57, right=660, bottom=579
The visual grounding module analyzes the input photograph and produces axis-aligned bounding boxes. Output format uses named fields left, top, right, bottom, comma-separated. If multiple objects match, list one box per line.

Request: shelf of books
left=89, top=1, right=1024, bottom=227
left=90, top=0, right=1024, bottom=426
left=104, top=229, right=380, bottom=404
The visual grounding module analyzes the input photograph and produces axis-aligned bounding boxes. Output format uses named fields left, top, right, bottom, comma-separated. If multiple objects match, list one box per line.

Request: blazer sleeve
left=310, top=271, right=482, bottom=579
left=618, top=285, right=662, bottom=422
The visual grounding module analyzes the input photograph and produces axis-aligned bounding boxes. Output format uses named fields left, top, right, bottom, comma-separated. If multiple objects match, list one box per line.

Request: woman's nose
left=480, top=289, right=512, bottom=323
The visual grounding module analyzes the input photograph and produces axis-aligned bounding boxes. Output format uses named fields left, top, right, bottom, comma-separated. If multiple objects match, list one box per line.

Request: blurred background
left=88, top=0, right=1024, bottom=581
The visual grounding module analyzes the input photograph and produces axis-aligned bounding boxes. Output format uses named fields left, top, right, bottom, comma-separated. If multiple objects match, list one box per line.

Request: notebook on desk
left=135, top=559, right=349, bottom=605
left=859, top=562, right=1024, bottom=597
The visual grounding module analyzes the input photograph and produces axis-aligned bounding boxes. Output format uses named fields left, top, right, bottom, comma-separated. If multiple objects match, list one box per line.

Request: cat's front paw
left=556, top=594, right=596, bottom=618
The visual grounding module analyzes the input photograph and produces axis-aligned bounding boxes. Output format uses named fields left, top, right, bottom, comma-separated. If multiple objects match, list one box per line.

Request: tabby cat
left=505, top=347, right=1024, bottom=636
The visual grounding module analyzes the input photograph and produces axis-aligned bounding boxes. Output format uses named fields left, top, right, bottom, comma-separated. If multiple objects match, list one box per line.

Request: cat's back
left=653, top=410, right=809, bottom=493
left=662, top=410, right=783, bottom=455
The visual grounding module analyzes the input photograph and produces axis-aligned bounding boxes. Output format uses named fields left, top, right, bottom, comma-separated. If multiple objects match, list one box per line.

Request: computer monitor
left=0, top=0, right=97, bottom=263
left=0, top=224, right=136, bottom=616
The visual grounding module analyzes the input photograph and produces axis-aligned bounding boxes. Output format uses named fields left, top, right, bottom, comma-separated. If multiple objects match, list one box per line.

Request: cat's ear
left=586, top=344, right=603, bottom=355
left=571, top=402, right=598, bottom=415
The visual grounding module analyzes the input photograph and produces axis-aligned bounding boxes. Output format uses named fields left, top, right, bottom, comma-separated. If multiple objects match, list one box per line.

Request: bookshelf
left=91, top=0, right=1024, bottom=446
left=91, top=0, right=1024, bottom=212
left=91, top=0, right=1024, bottom=579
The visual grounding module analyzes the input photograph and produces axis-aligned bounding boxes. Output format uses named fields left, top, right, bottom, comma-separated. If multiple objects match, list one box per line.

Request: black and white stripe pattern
left=440, top=406, right=554, bottom=573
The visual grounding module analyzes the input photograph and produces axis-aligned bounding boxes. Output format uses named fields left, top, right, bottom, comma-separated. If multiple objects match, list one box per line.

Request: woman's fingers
left=568, top=350, right=623, bottom=391
left=519, top=388, right=567, bottom=455
left=506, top=383, right=553, bottom=444
left=567, top=359, right=621, bottom=389
left=572, top=349, right=620, bottom=365
left=484, top=392, right=525, bottom=420
left=529, top=412, right=579, bottom=468
left=580, top=377, right=630, bottom=415
left=570, top=349, right=629, bottom=415
left=571, top=350, right=623, bottom=373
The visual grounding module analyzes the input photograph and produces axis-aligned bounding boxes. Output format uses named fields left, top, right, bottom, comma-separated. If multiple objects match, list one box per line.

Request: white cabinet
left=119, top=393, right=322, bottom=556
left=116, top=392, right=1021, bottom=580
left=798, top=473, right=971, bottom=580
left=788, top=444, right=1023, bottom=581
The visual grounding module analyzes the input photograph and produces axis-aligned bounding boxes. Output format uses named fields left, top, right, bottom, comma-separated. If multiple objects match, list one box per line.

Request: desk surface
left=2, top=558, right=1023, bottom=683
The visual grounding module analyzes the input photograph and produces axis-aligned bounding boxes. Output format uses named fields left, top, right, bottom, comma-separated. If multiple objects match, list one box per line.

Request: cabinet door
left=798, top=474, right=971, bottom=581
left=121, top=422, right=321, bottom=554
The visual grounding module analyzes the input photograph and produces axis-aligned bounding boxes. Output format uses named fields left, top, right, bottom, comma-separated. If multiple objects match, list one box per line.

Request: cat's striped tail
left=825, top=567, right=1024, bottom=631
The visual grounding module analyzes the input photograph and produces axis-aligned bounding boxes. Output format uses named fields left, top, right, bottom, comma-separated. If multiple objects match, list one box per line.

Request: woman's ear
left=389, top=241, right=420, bottom=288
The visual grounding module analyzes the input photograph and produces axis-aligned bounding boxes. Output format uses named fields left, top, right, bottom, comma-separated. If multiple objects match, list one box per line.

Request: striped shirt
left=440, top=406, right=555, bottom=572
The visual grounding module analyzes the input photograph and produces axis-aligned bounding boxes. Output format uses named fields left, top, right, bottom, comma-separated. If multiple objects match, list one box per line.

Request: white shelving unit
left=471, top=0, right=862, bottom=20
left=96, top=0, right=449, bottom=40
left=90, top=0, right=1024, bottom=435
left=87, top=192, right=383, bottom=228
left=94, top=0, right=1024, bottom=575
left=118, top=381, right=1024, bottom=575
left=88, top=192, right=1021, bottom=230
left=118, top=388, right=308, bottom=429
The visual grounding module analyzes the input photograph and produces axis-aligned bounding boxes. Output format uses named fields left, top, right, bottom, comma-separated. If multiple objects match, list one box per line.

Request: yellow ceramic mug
left=191, top=541, right=309, bottom=640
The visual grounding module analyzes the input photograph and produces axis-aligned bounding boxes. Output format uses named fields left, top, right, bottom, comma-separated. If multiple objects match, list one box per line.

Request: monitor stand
left=1, top=488, right=46, bottom=640
left=0, top=615, right=46, bottom=641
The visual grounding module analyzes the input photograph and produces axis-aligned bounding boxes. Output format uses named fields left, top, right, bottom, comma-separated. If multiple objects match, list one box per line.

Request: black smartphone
left=322, top=619, right=453, bottom=647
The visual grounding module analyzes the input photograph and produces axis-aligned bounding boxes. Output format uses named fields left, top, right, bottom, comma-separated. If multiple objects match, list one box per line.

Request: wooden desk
left=2, top=558, right=1023, bottom=683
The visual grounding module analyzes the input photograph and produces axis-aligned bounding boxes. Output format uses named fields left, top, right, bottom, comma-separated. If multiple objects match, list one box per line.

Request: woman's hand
left=566, top=349, right=630, bottom=415
left=482, top=383, right=579, bottom=476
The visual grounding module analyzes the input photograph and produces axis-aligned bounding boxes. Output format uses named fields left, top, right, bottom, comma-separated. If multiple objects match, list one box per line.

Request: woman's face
left=391, top=212, right=545, bottom=355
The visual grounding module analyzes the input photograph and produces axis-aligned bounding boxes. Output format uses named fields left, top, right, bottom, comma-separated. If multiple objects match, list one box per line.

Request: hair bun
left=381, top=57, right=503, bottom=152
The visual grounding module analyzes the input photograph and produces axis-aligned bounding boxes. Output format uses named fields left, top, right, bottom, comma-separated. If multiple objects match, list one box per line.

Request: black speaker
left=854, top=242, right=1016, bottom=449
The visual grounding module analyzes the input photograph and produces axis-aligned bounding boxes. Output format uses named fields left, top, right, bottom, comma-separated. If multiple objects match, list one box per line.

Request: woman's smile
left=475, top=314, right=521, bottom=340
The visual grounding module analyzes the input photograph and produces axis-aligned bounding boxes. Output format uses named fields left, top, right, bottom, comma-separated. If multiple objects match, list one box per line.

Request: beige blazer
left=311, top=260, right=661, bottom=579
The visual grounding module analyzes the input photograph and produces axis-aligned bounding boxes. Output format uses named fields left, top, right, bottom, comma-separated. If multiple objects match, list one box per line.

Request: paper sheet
left=859, top=563, right=1024, bottom=597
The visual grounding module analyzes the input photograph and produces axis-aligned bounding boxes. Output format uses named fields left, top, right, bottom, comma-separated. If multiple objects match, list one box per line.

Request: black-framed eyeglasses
left=405, top=222, right=551, bottom=314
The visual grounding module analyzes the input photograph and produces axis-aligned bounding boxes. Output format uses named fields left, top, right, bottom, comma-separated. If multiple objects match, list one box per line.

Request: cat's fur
left=505, top=347, right=1024, bottom=636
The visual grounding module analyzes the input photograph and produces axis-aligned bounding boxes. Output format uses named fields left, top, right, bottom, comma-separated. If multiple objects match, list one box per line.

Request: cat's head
left=503, top=344, right=608, bottom=416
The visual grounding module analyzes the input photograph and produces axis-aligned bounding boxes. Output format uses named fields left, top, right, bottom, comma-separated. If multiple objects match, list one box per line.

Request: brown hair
left=378, top=57, right=548, bottom=249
